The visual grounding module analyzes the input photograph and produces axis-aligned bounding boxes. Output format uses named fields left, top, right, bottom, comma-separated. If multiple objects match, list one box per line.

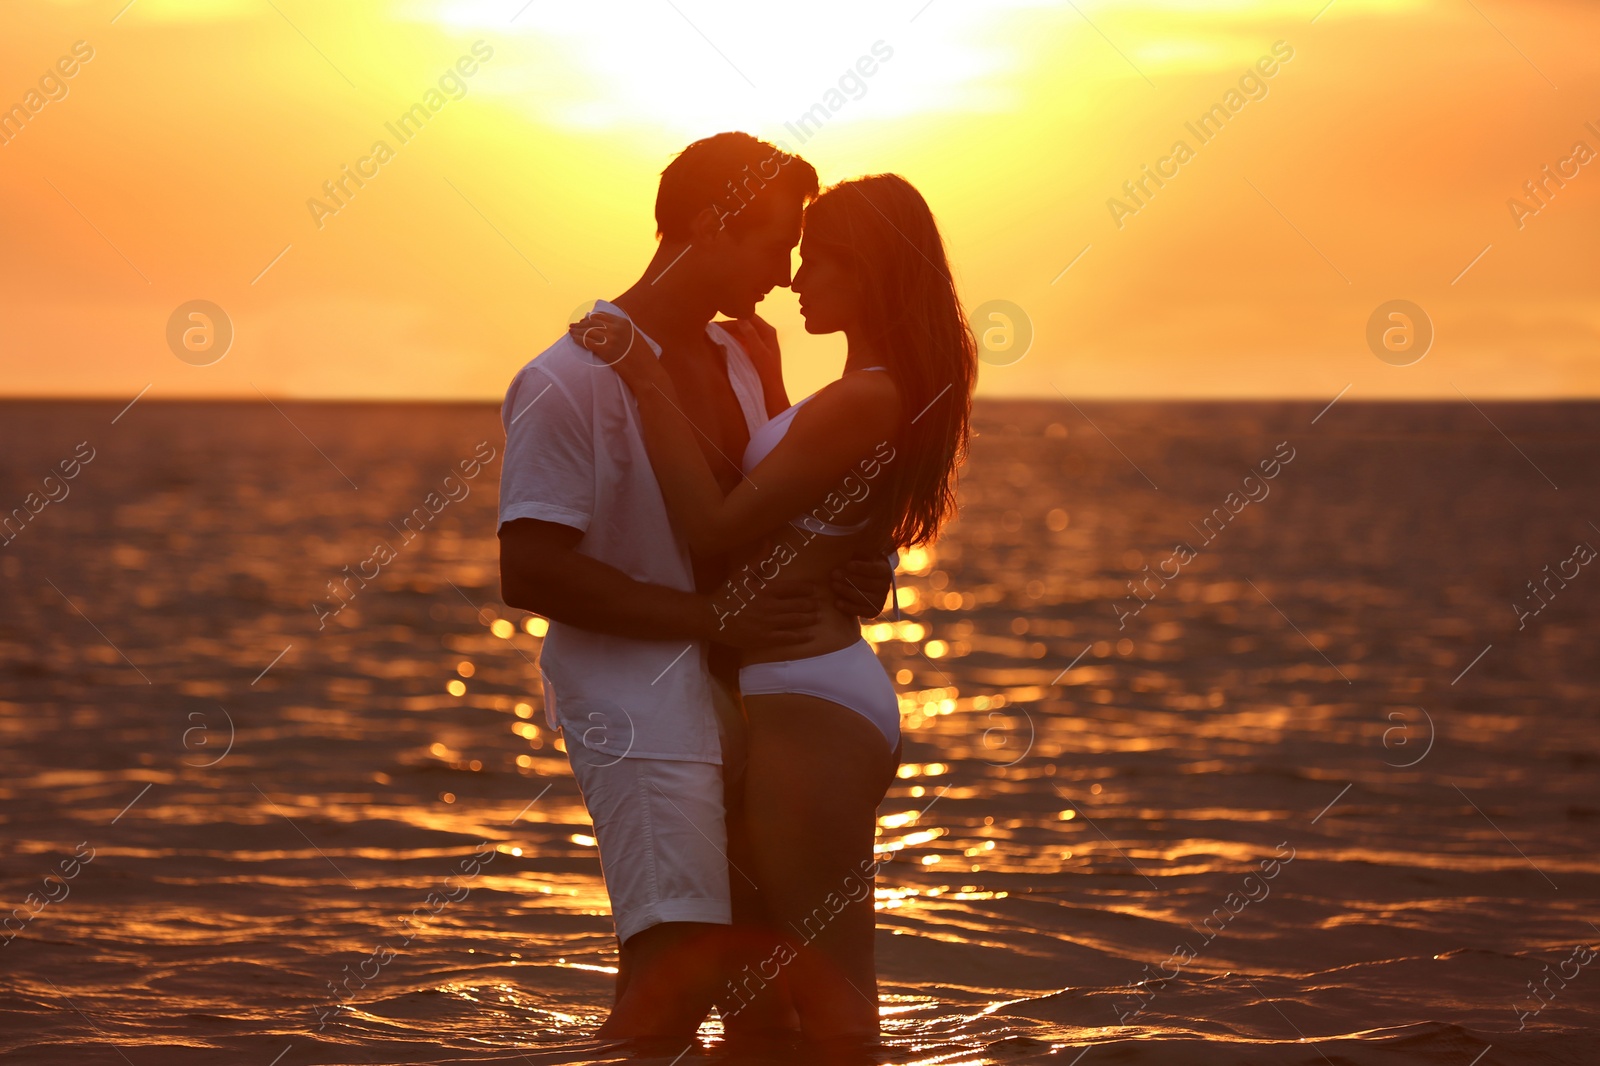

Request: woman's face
left=791, top=236, right=861, bottom=336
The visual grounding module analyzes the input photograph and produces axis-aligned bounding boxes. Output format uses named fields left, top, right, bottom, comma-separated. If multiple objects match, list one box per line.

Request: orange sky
left=1, top=0, right=1596, bottom=401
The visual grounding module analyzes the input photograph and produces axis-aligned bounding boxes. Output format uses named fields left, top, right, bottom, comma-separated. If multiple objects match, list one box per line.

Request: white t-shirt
left=497, top=301, right=769, bottom=764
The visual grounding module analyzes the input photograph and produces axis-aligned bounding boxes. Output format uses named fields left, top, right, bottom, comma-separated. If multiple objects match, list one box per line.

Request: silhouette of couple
left=497, top=131, right=976, bottom=1057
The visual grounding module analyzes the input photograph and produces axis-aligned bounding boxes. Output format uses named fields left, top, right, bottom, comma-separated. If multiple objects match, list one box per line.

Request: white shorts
left=563, top=732, right=733, bottom=944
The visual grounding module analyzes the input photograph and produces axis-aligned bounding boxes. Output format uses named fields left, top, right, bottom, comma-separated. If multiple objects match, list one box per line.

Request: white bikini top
left=741, top=367, right=888, bottom=538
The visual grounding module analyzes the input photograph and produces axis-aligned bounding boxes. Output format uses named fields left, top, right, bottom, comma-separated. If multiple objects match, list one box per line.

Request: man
left=497, top=132, right=891, bottom=1042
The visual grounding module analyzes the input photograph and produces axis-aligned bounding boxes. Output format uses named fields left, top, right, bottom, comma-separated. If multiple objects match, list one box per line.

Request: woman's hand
left=721, top=315, right=779, bottom=366
left=568, top=312, right=666, bottom=394
left=721, top=314, right=788, bottom=415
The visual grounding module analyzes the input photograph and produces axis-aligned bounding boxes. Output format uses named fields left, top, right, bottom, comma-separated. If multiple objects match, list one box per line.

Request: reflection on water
left=1, top=399, right=1596, bottom=1065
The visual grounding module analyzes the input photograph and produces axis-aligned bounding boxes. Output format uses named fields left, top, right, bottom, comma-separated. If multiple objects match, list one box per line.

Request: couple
left=496, top=131, right=976, bottom=1052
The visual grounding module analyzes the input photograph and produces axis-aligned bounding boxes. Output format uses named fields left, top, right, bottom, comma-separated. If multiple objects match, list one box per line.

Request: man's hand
left=832, top=554, right=895, bottom=619
left=711, top=578, right=821, bottom=650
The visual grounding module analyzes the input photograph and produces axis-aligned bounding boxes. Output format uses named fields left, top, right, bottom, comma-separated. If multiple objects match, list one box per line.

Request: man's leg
left=599, top=920, right=724, bottom=1040
left=563, top=732, right=734, bottom=1041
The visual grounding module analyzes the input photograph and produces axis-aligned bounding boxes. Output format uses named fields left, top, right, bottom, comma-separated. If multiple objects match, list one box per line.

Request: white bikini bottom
left=739, top=638, right=901, bottom=750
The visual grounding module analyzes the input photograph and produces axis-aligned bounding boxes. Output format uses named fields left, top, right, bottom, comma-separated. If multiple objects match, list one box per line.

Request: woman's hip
left=739, top=639, right=901, bottom=752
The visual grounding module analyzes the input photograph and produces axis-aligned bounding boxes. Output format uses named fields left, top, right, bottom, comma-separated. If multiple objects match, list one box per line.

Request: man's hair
left=655, top=132, right=819, bottom=241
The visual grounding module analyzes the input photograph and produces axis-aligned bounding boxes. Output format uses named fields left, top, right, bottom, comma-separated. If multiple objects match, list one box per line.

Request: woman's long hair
left=804, top=175, right=977, bottom=548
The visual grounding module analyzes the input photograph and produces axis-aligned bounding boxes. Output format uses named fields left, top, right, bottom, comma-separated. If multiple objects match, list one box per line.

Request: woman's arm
left=719, top=316, right=790, bottom=417
left=572, top=313, right=899, bottom=556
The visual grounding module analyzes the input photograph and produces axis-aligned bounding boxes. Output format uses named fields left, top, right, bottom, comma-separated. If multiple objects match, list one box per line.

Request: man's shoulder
left=506, top=334, right=604, bottom=410
left=514, top=333, right=592, bottom=382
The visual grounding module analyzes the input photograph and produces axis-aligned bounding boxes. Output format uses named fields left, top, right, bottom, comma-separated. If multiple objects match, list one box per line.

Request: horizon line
left=4, top=393, right=1599, bottom=405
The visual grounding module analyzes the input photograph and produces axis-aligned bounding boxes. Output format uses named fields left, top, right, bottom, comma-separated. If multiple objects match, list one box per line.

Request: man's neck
left=612, top=242, right=716, bottom=355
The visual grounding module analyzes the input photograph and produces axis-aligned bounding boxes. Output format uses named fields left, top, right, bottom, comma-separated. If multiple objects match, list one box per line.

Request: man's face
left=706, top=199, right=804, bottom=320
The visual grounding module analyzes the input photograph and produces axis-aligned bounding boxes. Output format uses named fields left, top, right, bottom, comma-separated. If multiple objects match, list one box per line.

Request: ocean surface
left=1, top=398, right=1596, bottom=1066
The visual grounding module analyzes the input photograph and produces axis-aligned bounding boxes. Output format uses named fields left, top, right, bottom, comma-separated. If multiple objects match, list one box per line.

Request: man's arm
left=833, top=551, right=895, bottom=619
left=499, top=518, right=818, bottom=647
left=495, top=361, right=812, bottom=648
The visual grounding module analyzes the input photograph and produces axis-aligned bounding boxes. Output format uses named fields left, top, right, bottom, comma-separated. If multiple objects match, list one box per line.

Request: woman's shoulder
left=786, top=369, right=899, bottom=446
left=815, top=366, right=900, bottom=407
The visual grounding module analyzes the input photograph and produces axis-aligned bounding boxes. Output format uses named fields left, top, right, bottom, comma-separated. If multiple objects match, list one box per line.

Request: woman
left=570, top=174, right=977, bottom=1045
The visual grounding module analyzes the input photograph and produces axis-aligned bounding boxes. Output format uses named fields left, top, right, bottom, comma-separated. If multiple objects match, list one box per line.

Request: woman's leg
left=742, top=693, right=897, bottom=1043
left=712, top=677, right=802, bottom=1039
left=718, top=763, right=803, bottom=1038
